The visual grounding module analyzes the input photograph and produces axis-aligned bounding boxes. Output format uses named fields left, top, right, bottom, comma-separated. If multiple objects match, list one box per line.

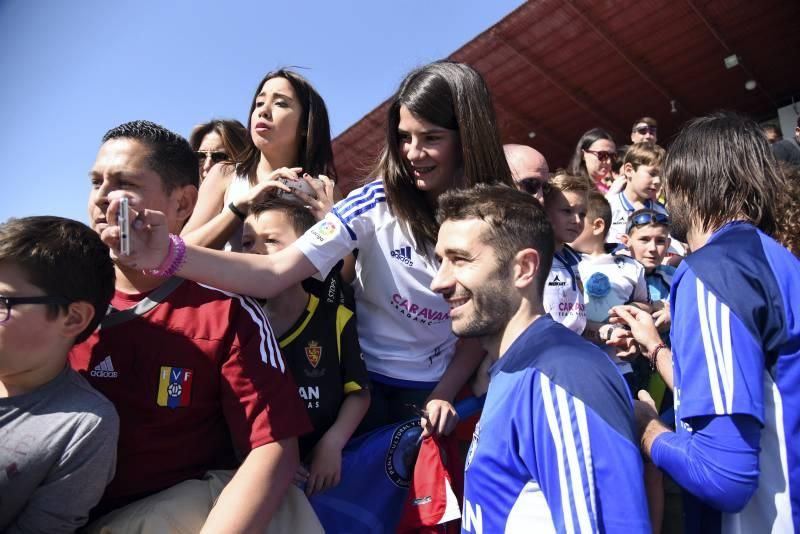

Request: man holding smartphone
left=72, top=120, right=321, bottom=533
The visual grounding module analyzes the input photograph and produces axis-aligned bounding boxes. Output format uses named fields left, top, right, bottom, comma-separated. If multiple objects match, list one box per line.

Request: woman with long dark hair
left=182, top=69, right=337, bottom=250
left=189, top=119, right=248, bottom=183
left=568, top=127, right=617, bottom=193
left=109, top=61, right=514, bottom=433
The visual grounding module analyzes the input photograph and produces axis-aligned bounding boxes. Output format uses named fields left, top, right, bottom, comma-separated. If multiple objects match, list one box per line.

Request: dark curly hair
left=773, top=162, right=800, bottom=257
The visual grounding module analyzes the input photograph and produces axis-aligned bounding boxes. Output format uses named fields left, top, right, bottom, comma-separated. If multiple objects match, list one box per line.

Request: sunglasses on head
left=584, top=149, right=617, bottom=163
left=633, top=125, right=657, bottom=135
left=517, top=178, right=552, bottom=196
left=195, top=150, right=229, bottom=165
left=626, top=211, right=670, bottom=234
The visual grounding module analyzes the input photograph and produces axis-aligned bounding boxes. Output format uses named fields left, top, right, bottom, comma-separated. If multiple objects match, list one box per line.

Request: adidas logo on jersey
left=90, top=356, right=118, bottom=378
left=548, top=275, right=566, bottom=287
left=390, top=246, right=414, bottom=267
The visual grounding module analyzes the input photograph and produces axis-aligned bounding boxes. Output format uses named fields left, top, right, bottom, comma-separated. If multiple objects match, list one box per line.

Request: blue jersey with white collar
left=461, top=316, right=650, bottom=533
left=668, top=222, right=800, bottom=532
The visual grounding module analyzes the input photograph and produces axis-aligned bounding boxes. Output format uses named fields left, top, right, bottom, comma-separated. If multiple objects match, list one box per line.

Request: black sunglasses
left=626, top=211, right=670, bottom=234
left=633, top=125, right=657, bottom=135
left=517, top=178, right=552, bottom=197
left=195, top=150, right=229, bottom=165
left=0, top=295, right=69, bottom=323
left=584, top=150, right=617, bottom=163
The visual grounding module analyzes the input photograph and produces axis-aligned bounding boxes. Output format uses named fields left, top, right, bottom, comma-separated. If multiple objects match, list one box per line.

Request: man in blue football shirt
left=431, top=184, right=650, bottom=533
left=622, top=112, right=800, bottom=533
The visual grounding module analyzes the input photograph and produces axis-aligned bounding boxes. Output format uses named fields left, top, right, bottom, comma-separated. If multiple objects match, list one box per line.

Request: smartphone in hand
left=119, top=197, right=131, bottom=256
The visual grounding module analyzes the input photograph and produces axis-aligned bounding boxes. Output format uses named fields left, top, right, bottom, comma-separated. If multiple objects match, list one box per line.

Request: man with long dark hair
left=632, top=112, right=800, bottom=532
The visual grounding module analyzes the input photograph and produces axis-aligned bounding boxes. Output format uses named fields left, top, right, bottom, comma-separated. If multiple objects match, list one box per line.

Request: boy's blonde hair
left=545, top=171, right=590, bottom=199
left=623, top=142, right=666, bottom=170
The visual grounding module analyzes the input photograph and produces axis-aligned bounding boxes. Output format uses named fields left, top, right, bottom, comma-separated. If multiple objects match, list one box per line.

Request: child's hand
left=652, top=300, right=671, bottom=332
left=306, top=435, right=343, bottom=496
left=421, top=399, right=459, bottom=438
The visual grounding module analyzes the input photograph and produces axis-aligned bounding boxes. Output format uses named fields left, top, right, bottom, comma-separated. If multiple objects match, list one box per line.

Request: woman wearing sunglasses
left=182, top=69, right=337, bottom=251
left=189, top=119, right=248, bottom=183
left=568, top=127, right=617, bottom=193
left=107, top=61, right=513, bottom=436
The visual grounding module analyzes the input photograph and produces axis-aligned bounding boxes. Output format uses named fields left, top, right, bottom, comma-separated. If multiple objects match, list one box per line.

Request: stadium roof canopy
left=332, top=0, right=800, bottom=192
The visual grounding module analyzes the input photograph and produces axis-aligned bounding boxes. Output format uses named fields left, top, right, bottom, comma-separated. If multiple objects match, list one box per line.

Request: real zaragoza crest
left=304, top=340, right=322, bottom=368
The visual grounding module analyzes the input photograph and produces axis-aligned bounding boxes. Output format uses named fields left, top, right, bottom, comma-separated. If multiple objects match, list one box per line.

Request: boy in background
left=0, top=216, right=118, bottom=533
left=606, top=143, right=668, bottom=245
left=242, top=198, right=370, bottom=496
left=541, top=173, right=589, bottom=334
left=571, top=191, right=650, bottom=386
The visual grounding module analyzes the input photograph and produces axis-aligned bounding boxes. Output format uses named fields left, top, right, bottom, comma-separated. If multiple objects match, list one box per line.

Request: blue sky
left=0, top=0, right=524, bottom=224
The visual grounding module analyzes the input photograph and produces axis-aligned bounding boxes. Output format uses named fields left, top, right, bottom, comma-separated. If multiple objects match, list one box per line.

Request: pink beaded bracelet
left=145, top=234, right=186, bottom=277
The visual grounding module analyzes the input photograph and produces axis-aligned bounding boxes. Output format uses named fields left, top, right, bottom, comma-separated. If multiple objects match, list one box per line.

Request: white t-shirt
left=578, top=250, right=649, bottom=323
left=542, top=245, right=586, bottom=334
left=605, top=192, right=669, bottom=245
left=578, top=249, right=649, bottom=372
left=294, top=180, right=456, bottom=383
left=222, top=173, right=251, bottom=252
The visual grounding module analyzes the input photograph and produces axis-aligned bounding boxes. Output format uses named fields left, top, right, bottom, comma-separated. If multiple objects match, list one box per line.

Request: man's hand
left=609, top=305, right=663, bottom=356
left=421, top=399, right=459, bottom=438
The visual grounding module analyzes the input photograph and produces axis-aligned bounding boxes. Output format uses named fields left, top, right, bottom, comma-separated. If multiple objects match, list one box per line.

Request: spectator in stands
left=762, top=123, right=782, bottom=144
left=189, top=119, right=248, bottom=183
left=241, top=198, right=370, bottom=496
left=73, top=120, right=319, bottom=533
left=182, top=69, right=338, bottom=251
left=568, top=128, right=617, bottom=193
left=619, top=112, right=800, bottom=532
left=431, top=184, right=651, bottom=533
left=606, top=143, right=667, bottom=245
left=0, top=216, right=118, bottom=533
left=796, top=115, right=800, bottom=148
left=631, top=117, right=658, bottom=144
left=104, top=61, right=514, bottom=437
left=541, top=172, right=588, bottom=334
left=503, top=144, right=550, bottom=204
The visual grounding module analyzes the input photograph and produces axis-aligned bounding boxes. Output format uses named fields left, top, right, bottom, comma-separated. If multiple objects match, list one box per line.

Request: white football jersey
left=294, top=180, right=456, bottom=383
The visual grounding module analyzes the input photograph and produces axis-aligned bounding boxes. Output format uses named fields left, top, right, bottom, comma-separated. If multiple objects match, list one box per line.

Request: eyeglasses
left=583, top=150, right=617, bottom=163
left=626, top=212, right=670, bottom=234
left=633, top=125, right=657, bottom=135
left=195, top=150, right=229, bottom=165
left=517, top=178, right=552, bottom=197
left=0, top=295, right=69, bottom=323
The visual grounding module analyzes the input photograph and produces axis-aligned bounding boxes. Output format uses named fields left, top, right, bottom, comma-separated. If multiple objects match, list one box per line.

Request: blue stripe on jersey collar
left=618, top=192, right=654, bottom=213
left=553, top=245, right=580, bottom=291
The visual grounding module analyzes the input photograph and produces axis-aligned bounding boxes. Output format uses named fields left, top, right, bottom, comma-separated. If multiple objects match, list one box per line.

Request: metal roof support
left=490, top=28, right=623, bottom=137
left=684, top=0, right=777, bottom=109
left=493, top=101, right=563, bottom=149
left=561, top=0, right=691, bottom=115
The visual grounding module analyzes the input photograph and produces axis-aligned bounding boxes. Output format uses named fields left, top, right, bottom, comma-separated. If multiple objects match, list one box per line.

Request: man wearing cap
left=631, top=117, right=658, bottom=144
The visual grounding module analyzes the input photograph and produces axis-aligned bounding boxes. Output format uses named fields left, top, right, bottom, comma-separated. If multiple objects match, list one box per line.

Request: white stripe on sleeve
left=541, top=374, right=576, bottom=534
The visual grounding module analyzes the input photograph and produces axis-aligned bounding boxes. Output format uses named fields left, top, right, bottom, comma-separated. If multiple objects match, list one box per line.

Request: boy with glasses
left=0, top=216, right=119, bottom=532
